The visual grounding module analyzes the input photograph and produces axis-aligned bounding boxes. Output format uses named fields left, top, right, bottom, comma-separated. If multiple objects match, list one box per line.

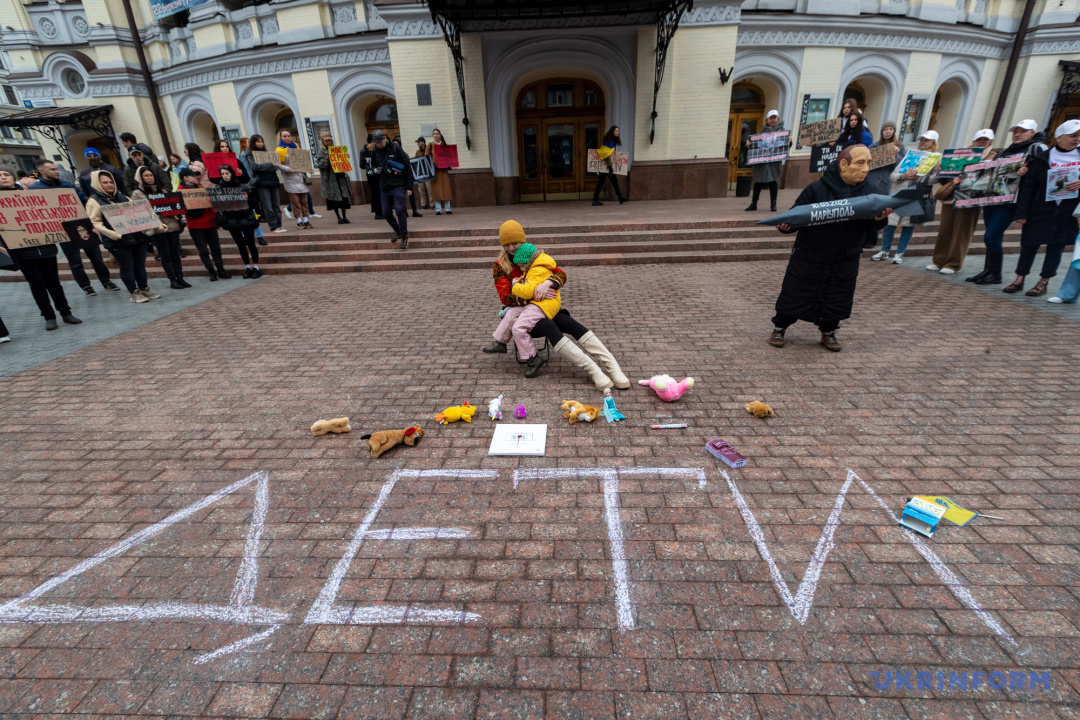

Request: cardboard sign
left=62, top=218, right=98, bottom=249
left=798, top=118, right=843, bottom=147
left=100, top=200, right=160, bottom=235
left=746, top=130, right=790, bottom=165
left=896, top=149, right=943, bottom=176
left=285, top=148, right=313, bottom=174
left=938, top=147, right=987, bottom=179
left=809, top=143, right=841, bottom=174
left=146, top=192, right=185, bottom=217
left=432, top=143, right=459, bottom=169
left=411, top=155, right=436, bottom=183
left=202, top=152, right=239, bottom=179
left=251, top=150, right=282, bottom=168
left=208, top=186, right=249, bottom=212
left=587, top=149, right=629, bottom=175
left=328, top=146, right=352, bottom=174
left=179, top=187, right=213, bottom=209
left=0, top=188, right=88, bottom=250
left=954, top=156, right=1025, bottom=208
left=869, top=145, right=901, bottom=171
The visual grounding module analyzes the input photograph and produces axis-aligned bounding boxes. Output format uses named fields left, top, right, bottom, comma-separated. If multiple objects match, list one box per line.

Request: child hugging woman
left=491, top=242, right=562, bottom=378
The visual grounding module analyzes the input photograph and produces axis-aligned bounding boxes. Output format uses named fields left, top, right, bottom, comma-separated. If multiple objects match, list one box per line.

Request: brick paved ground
left=1, top=256, right=1078, bottom=719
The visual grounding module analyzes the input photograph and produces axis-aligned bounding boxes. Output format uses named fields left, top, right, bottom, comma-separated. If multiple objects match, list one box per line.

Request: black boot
left=524, top=355, right=547, bottom=378
left=170, top=278, right=185, bottom=289
left=744, top=202, right=757, bottom=212
left=974, top=251, right=1003, bottom=285
left=216, top=265, right=231, bottom=279
left=770, top=202, right=777, bottom=212
left=966, top=255, right=989, bottom=283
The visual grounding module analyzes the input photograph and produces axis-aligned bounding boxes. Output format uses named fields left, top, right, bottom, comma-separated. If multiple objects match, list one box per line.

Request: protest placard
left=0, top=187, right=87, bottom=250
left=809, top=143, right=841, bottom=174
left=746, top=130, right=790, bottom=165
left=328, top=146, right=352, bottom=173
left=208, top=186, right=249, bottom=212
left=179, top=187, right=212, bottom=209
left=145, top=192, right=185, bottom=217
left=938, top=147, right=986, bottom=179
left=869, top=145, right=901, bottom=171
left=798, top=118, right=843, bottom=148
left=433, top=143, right=459, bottom=169
left=954, top=156, right=1025, bottom=208
left=896, top=149, right=943, bottom=176
left=411, top=155, right=436, bottom=183
left=202, top=152, right=239, bottom=179
left=100, top=200, right=161, bottom=234
left=62, top=218, right=98, bottom=249
left=1046, top=164, right=1080, bottom=202
left=285, top=148, right=314, bottom=174
left=251, top=150, right=282, bottom=168
left=586, top=149, right=629, bottom=175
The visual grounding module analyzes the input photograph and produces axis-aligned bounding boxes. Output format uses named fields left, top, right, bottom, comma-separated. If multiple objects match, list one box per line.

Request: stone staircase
left=4, top=217, right=1023, bottom=281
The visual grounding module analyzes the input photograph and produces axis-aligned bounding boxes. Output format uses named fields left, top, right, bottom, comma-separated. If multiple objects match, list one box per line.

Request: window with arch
left=730, top=83, right=764, bottom=107
left=516, top=79, right=605, bottom=117
left=365, top=99, right=399, bottom=140
left=62, top=68, right=85, bottom=95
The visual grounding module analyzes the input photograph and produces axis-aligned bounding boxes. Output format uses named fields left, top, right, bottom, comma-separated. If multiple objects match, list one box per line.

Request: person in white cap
left=872, top=130, right=939, bottom=263
left=965, top=119, right=1047, bottom=284
left=744, top=110, right=789, bottom=212
left=926, top=129, right=995, bottom=274
left=1004, top=119, right=1080, bottom=296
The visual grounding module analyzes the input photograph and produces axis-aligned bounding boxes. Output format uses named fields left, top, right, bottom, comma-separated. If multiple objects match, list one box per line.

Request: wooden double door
left=518, top=117, right=603, bottom=202
left=726, top=110, right=762, bottom=187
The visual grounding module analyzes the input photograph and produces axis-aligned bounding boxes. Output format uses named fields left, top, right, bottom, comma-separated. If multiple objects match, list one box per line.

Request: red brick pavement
left=1, top=259, right=1078, bottom=719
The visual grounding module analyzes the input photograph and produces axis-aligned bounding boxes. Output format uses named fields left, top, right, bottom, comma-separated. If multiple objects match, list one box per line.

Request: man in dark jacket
left=123, top=148, right=170, bottom=194
left=119, top=132, right=157, bottom=163
left=769, top=145, right=891, bottom=352
left=30, top=159, right=120, bottom=296
left=78, top=148, right=124, bottom=198
left=371, top=129, right=415, bottom=249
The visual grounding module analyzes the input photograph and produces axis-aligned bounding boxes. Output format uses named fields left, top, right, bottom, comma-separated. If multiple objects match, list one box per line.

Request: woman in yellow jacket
left=503, top=242, right=560, bottom=376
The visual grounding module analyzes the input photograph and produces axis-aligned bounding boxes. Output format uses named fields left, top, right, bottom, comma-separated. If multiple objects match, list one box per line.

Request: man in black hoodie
left=371, top=129, right=414, bottom=250
left=768, top=145, right=891, bottom=352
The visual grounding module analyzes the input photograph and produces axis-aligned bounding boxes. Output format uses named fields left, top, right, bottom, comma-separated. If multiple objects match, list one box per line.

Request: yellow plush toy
left=562, top=400, right=600, bottom=424
left=311, top=417, right=351, bottom=436
left=744, top=401, right=774, bottom=418
left=436, top=402, right=476, bottom=425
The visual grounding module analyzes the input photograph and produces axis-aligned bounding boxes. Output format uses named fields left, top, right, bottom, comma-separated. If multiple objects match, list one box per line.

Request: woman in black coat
left=359, top=134, right=382, bottom=219
left=215, top=165, right=262, bottom=279
left=244, top=134, right=283, bottom=234
left=1005, top=123, right=1080, bottom=296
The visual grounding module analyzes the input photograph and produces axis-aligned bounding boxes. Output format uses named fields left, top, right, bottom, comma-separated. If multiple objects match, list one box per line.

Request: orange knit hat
left=499, top=219, right=526, bottom=246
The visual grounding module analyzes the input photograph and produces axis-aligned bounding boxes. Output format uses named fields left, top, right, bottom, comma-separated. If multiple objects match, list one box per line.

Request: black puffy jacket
left=1014, top=149, right=1080, bottom=248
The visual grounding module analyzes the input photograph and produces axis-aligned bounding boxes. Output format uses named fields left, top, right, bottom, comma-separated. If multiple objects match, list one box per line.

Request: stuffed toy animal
left=489, top=395, right=503, bottom=421
left=436, top=402, right=476, bottom=425
left=745, top=401, right=774, bottom=418
left=361, top=426, right=424, bottom=458
left=562, top=400, right=600, bottom=424
left=311, top=417, right=351, bottom=436
left=639, top=375, right=695, bottom=402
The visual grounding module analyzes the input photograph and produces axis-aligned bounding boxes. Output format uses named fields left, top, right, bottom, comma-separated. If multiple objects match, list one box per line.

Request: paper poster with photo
left=746, top=130, right=790, bottom=165
left=410, top=155, right=436, bottom=183
left=1046, top=164, right=1080, bottom=202
left=145, top=192, right=185, bottom=217
left=954, top=156, right=1025, bottom=208
left=809, top=143, right=841, bottom=174
left=251, top=150, right=282, bottom=168
left=208, top=186, right=249, bottom=212
left=179, top=187, right=213, bottom=209
left=201, top=152, right=239, bottom=179
left=62, top=218, right=98, bottom=249
left=798, top=118, right=843, bottom=148
left=100, top=200, right=161, bottom=234
left=285, top=148, right=314, bottom=174
left=586, top=149, right=629, bottom=175
left=869, top=145, right=901, bottom=170
left=328, top=146, right=352, bottom=173
left=0, top=187, right=88, bottom=250
left=938, top=147, right=987, bottom=179
left=433, top=143, right=459, bottom=169
left=896, top=149, right=942, bottom=176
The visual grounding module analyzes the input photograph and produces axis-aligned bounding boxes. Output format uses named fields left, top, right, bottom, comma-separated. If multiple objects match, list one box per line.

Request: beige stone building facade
left=0, top=0, right=1076, bottom=204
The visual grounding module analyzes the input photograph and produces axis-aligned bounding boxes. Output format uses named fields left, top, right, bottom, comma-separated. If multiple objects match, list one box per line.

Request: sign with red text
left=0, top=188, right=88, bottom=249
left=100, top=200, right=161, bottom=234
left=180, top=187, right=212, bottom=209
left=146, top=192, right=185, bottom=217
left=587, top=149, right=629, bottom=175
left=328, top=146, right=352, bottom=173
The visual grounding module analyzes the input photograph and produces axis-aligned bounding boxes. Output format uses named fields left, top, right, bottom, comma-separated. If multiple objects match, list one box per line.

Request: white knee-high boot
left=554, top=337, right=613, bottom=390
left=577, top=331, right=630, bottom=389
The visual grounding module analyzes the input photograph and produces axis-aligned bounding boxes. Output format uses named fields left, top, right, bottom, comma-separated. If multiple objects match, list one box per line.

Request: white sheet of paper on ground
left=488, top=423, right=547, bottom=456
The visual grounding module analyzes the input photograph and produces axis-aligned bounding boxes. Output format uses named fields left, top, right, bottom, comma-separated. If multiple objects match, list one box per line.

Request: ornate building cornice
left=680, top=1, right=742, bottom=26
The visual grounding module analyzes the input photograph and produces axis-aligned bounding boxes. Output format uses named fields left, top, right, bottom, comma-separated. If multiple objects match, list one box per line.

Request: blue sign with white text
left=149, top=0, right=212, bottom=20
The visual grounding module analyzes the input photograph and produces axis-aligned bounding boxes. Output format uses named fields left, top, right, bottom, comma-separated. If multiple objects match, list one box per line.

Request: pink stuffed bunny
left=639, top=374, right=694, bottom=402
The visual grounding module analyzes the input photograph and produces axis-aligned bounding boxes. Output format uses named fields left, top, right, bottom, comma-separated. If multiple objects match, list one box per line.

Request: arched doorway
left=365, top=98, right=399, bottom=141
left=842, top=78, right=886, bottom=135
left=515, top=78, right=606, bottom=202
left=190, top=111, right=219, bottom=151
left=929, top=81, right=963, bottom=147
left=727, top=81, right=765, bottom=187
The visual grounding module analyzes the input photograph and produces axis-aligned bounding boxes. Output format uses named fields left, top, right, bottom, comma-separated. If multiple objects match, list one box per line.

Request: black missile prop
left=756, top=186, right=925, bottom=230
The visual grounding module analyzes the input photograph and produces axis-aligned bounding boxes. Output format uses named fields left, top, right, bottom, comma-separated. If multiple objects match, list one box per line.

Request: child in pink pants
left=492, top=303, right=549, bottom=359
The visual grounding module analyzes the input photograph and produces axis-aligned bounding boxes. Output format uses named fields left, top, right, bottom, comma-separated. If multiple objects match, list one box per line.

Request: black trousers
left=771, top=311, right=839, bottom=334
left=59, top=241, right=111, bottom=290
left=189, top=227, right=224, bottom=272
left=0, top=313, right=7, bottom=337
left=110, top=243, right=149, bottom=293
left=367, top=175, right=381, bottom=215
left=752, top=182, right=778, bottom=206
left=256, top=186, right=282, bottom=230
left=1016, top=244, right=1066, bottom=279
left=19, top=256, right=71, bottom=320
left=228, top=227, right=259, bottom=265
left=593, top=172, right=623, bottom=201
left=530, top=309, right=590, bottom=345
left=152, top=231, right=183, bottom=280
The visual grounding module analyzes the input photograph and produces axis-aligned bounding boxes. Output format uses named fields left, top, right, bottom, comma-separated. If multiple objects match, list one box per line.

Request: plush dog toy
left=311, top=417, right=351, bottom=436
left=639, top=375, right=695, bottom=402
left=562, top=400, right=600, bottom=424
left=361, top=426, right=424, bottom=458
left=436, top=402, right=476, bottom=425
left=745, top=401, right=774, bottom=418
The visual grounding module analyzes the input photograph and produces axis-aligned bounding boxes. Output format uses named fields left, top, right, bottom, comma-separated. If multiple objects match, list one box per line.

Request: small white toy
left=489, top=394, right=503, bottom=421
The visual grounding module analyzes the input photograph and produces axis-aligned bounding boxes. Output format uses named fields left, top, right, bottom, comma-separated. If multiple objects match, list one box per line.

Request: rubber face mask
left=840, top=146, right=871, bottom=185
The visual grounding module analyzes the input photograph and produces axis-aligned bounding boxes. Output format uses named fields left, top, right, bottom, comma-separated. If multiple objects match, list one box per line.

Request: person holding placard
left=745, top=113, right=785, bottom=212
left=872, top=130, right=940, bottom=264
left=275, top=130, right=312, bottom=230
left=245, top=135, right=285, bottom=234
left=360, top=134, right=382, bottom=220
left=414, top=137, right=433, bottom=211
left=430, top=128, right=453, bottom=215
left=592, top=126, right=628, bottom=207
left=1004, top=119, right=1080, bottom=296
left=179, top=168, right=231, bottom=282
left=316, top=132, right=354, bottom=225
left=131, top=166, right=188, bottom=290
left=215, top=165, right=262, bottom=279
left=926, top=129, right=994, bottom=274
left=864, top=122, right=905, bottom=249
left=85, top=170, right=167, bottom=304
left=0, top=165, right=82, bottom=331
left=836, top=113, right=874, bottom=148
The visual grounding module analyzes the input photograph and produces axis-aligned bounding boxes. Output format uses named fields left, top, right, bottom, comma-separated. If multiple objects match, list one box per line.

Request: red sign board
left=202, top=152, right=240, bottom=179
left=432, top=143, right=459, bottom=169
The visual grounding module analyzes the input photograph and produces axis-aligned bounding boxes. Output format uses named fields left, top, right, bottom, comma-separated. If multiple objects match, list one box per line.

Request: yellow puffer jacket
left=511, top=250, right=562, bottom=319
